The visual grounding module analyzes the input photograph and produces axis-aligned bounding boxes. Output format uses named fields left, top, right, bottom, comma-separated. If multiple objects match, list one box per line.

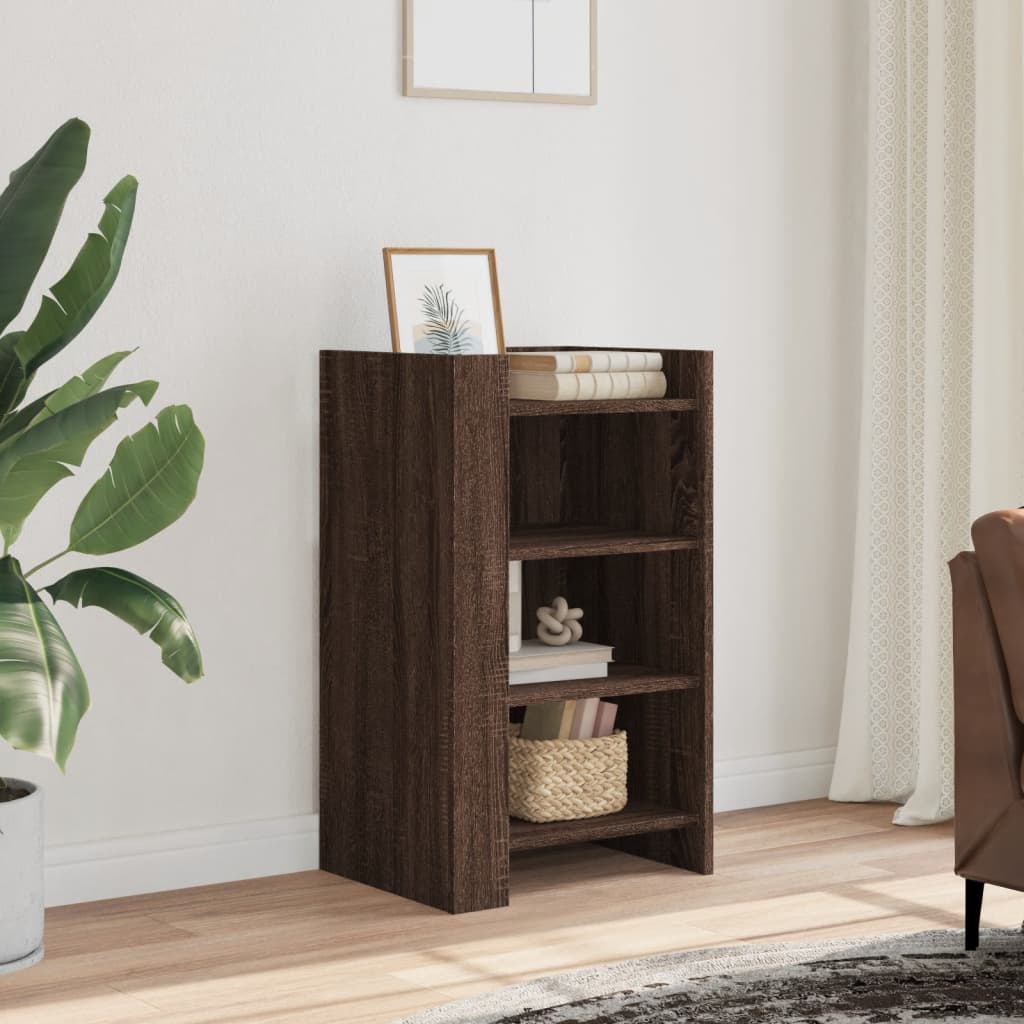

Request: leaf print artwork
left=416, top=284, right=481, bottom=354
left=384, top=248, right=504, bottom=354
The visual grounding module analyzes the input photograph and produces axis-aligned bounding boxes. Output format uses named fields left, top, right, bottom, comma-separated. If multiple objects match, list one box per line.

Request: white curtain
left=972, top=3, right=1024, bottom=514
left=830, top=0, right=1024, bottom=824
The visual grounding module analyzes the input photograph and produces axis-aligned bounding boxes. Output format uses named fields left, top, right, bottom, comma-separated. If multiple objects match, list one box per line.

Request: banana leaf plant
left=0, top=119, right=204, bottom=790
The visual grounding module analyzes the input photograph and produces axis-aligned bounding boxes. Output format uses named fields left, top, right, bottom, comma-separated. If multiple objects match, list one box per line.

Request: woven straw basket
left=509, top=724, right=628, bottom=823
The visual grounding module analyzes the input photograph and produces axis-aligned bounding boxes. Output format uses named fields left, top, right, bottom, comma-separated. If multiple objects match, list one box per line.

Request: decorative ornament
left=535, top=596, right=583, bottom=646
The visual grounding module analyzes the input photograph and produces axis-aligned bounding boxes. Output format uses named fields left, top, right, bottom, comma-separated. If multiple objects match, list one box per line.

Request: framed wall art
left=383, top=248, right=506, bottom=354
left=403, top=0, right=597, bottom=105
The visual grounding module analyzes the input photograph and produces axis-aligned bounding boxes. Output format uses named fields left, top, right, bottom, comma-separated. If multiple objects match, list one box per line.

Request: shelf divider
left=509, top=527, right=699, bottom=561
left=510, top=398, right=698, bottom=417
left=508, top=664, right=700, bottom=705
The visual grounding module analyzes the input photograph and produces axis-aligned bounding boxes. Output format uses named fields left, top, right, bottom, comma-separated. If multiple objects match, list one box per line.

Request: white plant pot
left=0, top=779, right=44, bottom=973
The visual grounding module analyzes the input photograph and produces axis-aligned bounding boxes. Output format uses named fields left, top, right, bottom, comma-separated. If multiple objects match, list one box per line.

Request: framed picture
left=403, top=0, right=597, bottom=106
left=383, top=248, right=506, bottom=354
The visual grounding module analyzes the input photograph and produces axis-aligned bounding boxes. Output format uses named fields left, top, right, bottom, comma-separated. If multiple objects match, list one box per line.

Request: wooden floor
left=1, top=800, right=1018, bottom=1023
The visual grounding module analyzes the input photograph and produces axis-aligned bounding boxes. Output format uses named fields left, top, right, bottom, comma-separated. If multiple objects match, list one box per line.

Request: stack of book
left=520, top=699, right=618, bottom=740
left=508, top=350, right=667, bottom=402
left=509, top=560, right=522, bottom=654
left=509, top=639, right=613, bottom=685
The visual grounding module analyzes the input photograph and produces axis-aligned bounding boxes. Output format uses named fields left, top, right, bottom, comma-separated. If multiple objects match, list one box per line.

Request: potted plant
left=0, top=119, right=204, bottom=973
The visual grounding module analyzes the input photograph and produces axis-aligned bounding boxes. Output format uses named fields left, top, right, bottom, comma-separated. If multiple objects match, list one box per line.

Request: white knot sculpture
left=535, top=596, right=583, bottom=646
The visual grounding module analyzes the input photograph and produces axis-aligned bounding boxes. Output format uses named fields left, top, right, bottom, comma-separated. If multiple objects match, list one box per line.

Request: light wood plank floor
left=1, top=800, right=1018, bottom=1023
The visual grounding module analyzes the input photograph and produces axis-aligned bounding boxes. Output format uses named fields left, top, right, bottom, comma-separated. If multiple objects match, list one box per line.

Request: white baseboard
left=45, top=814, right=319, bottom=907
left=43, top=750, right=835, bottom=906
left=714, top=747, right=836, bottom=813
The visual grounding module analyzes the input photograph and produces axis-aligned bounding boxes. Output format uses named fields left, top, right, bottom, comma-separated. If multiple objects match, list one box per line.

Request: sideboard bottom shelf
left=510, top=801, right=698, bottom=852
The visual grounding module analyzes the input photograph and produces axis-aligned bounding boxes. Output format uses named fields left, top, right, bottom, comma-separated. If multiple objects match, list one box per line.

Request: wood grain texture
left=509, top=527, right=699, bottom=561
left=451, top=360, right=510, bottom=909
left=510, top=398, right=698, bottom=417
left=322, top=347, right=711, bottom=913
left=510, top=802, right=698, bottom=851
left=508, top=664, right=700, bottom=706
left=0, top=802, right=976, bottom=1024
left=603, top=352, right=714, bottom=873
left=320, top=351, right=508, bottom=913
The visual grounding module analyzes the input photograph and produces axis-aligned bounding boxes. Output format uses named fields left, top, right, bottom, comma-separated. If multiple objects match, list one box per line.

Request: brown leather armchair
left=950, top=509, right=1024, bottom=949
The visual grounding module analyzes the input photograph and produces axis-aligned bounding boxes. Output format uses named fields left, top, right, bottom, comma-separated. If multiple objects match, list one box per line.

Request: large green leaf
left=69, top=405, right=204, bottom=556
left=0, top=346, right=127, bottom=449
left=0, top=378, right=156, bottom=472
left=16, top=177, right=138, bottom=375
left=0, top=555, right=89, bottom=770
left=32, top=350, right=133, bottom=420
left=45, top=567, right=203, bottom=683
left=0, top=350, right=131, bottom=450
left=0, top=462, right=74, bottom=551
left=0, top=331, right=29, bottom=419
left=0, top=120, right=89, bottom=335
left=0, top=378, right=49, bottom=448
left=0, top=379, right=156, bottom=479
left=0, top=377, right=157, bottom=547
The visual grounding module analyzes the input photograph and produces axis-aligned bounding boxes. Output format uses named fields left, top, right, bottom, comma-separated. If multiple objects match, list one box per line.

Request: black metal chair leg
left=965, top=878, right=984, bottom=950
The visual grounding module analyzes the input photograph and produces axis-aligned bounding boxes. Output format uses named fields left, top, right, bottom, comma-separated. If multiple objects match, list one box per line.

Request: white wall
left=0, top=0, right=866, bottom=904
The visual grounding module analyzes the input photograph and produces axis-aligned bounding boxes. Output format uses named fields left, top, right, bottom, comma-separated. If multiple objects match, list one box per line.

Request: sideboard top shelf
left=320, top=350, right=709, bottom=418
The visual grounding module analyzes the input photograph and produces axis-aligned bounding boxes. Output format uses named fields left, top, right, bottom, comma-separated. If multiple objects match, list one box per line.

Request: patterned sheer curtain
left=830, top=0, right=1024, bottom=825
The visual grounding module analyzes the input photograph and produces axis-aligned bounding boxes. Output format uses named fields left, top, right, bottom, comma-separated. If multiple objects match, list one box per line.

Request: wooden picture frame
left=383, top=247, right=506, bottom=354
left=403, top=0, right=597, bottom=106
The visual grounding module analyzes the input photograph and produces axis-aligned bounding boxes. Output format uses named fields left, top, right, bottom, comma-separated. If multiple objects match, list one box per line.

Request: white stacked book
left=509, top=560, right=522, bottom=654
left=509, top=351, right=663, bottom=373
left=509, top=639, right=614, bottom=685
left=508, top=350, right=667, bottom=402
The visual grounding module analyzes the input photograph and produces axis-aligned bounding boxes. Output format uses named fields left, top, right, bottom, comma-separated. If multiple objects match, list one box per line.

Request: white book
left=507, top=351, right=662, bottom=374
left=507, top=351, right=581, bottom=373
left=510, top=640, right=614, bottom=671
left=584, top=351, right=623, bottom=372
left=509, top=371, right=667, bottom=402
left=509, top=662, right=610, bottom=685
left=581, top=350, right=663, bottom=372
left=594, top=373, right=615, bottom=399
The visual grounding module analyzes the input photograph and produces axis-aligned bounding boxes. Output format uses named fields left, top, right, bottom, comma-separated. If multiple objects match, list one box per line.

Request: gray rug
left=398, top=930, right=1024, bottom=1023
